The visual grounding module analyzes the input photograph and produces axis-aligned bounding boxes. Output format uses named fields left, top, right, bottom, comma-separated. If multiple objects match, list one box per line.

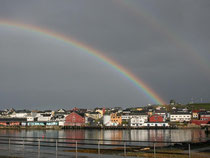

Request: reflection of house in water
left=148, top=130, right=168, bottom=146
left=85, top=130, right=103, bottom=140
left=130, top=130, right=149, bottom=141
left=111, top=130, right=123, bottom=141
left=0, top=129, right=20, bottom=136
left=191, top=129, right=206, bottom=142
left=149, top=130, right=166, bottom=142
left=102, top=130, right=123, bottom=144
left=64, top=130, right=85, bottom=146
left=170, top=130, right=192, bottom=142
left=130, top=130, right=170, bottom=146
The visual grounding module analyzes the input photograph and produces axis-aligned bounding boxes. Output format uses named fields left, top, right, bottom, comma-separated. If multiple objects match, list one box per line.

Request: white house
left=155, top=111, right=167, bottom=121
left=10, top=110, right=31, bottom=118
left=170, top=113, right=191, bottom=122
left=37, top=114, right=52, bottom=122
left=143, top=122, right=169, bottom=127
left=130, top=117, right=145, bottom=127
left=122, top=113, right=148, bottom=123
left=121, top=114, right=131, bottom=120
left=103, top=115, right=111, bottom=126
left=130, top=113, right=148, bottom=122
left=57, top=109, right=66, bottom=113
left=27, top=116, right=36, bottom=122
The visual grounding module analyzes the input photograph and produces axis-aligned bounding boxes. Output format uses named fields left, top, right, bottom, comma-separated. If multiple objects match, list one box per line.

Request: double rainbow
left=0, top=19, right=166, bottom=105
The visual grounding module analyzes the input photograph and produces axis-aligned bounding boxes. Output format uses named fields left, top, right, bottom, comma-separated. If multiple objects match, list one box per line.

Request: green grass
left=187, top=103, right=210, bottom=110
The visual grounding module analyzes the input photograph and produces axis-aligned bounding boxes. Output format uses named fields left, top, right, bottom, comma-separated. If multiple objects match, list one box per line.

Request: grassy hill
left=187, top=103, right=210, bottom=110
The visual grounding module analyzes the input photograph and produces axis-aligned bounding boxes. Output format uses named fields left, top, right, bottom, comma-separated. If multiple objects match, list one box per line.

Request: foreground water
left=0, top=129, right=209, bottom=158
left=0, top=128, right=209, bottom=142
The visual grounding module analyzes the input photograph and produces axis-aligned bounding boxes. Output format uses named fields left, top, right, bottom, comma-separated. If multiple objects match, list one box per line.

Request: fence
left=0, top=135, right=207, bottom=158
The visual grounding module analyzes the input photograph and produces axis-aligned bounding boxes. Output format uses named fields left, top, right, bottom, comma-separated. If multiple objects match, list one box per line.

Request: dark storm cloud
left=0, top=0, right=209, bottom=109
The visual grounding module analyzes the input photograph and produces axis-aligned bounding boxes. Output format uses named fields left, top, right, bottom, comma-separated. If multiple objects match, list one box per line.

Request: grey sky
left=0, top=0, right=209, bottom=110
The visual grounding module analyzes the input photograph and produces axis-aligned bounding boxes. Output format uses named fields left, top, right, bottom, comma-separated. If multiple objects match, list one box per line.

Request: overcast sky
left=0, top=0, right=209, bottom=110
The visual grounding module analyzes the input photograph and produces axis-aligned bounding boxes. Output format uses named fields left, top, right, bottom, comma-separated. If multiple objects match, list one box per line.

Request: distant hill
left=187, top=103, right=210, bottom=110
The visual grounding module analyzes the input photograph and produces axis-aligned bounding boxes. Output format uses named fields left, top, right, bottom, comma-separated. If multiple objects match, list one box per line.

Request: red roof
left=192, top=110, right=200, bottom=113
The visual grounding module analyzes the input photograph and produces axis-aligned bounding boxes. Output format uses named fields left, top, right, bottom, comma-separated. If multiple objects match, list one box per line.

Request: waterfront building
left=122, top=111, right=148, bottom=125
left=103, top=114, right=111, bottom=126
left=27, top=122, right=45, bottom=126
left=130, top=117, right=144, bottom=127
left=58, top=121, right=65, bottom=126
left=192, top=110, right=200, bottom=119
left=155, top=110, right=167, bottom=121
left=149, top=114, right=164, bottom=122
left=27, top=116, right=37, bottom=122
left=143, top=122, right=169, bottom=127
left=199, top=112, right=210, bottom=121
left=170, top=113, right=191, bottom=122
left=37, top=114, right=52, bottom=122
left=130, top=112, right=148, bottom=122
left=64, top=112, right=85, bottom=126
left=110, top=112, right=122, bottom=126
left=10, top=110, right=31, bottom=118
left=0, top=118, right=27, bottom=126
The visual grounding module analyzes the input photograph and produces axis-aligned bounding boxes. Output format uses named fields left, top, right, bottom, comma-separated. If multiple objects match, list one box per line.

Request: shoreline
left=63, top=140, right=210, bottom=158
left=0, top=125, right=201, bottom=130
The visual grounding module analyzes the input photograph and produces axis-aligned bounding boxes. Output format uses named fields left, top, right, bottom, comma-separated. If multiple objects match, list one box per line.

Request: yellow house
left=136, top=107, right=143, bottom=111
left=111, top=112, right=122, bottom=126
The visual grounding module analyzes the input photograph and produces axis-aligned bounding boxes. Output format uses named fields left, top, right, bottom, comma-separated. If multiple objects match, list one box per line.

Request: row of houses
left=0, top=107, right=209, bottom=127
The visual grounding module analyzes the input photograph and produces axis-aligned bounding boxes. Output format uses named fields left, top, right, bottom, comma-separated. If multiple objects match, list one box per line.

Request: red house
left=200, top=112, right=210, bottom=121
left=191, top=112, right=210, bottom=125
left=64, top=112, right=85, bottom=126
left=149, top=114, right=164, bottom=122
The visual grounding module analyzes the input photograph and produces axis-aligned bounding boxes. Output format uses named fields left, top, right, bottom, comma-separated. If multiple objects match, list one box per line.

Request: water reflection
left=0, top=129, right=208, bottom=143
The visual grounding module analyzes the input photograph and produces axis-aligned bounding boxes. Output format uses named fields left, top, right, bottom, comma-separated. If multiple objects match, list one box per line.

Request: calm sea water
left=0, top=128, right=209, bottom=142
left=0, top=129, right=209, bottom=158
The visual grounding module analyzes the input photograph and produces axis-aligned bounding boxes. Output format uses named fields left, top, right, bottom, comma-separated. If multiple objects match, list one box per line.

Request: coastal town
left=0, top=101, right=209, bottom=129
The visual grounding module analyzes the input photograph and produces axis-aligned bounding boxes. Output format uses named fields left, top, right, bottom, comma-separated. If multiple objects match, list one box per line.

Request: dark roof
left=16, top=110, right=31, bottom=113
left=41, top=114, right=51, bottom=117
left=0, top=118, right=27, bottom=122
left=71, top=111, right=85, bottom=117
left=44, top=110, right=52, bottom=112
left=130, top=111, right=148, bottom=115
left=155, top=110, right=167, bottom=113
left=170, top=113, right=191, bottom=115
left=89, top=112, right=100, bottom=114
left=199, top=112, right=210, bottom=115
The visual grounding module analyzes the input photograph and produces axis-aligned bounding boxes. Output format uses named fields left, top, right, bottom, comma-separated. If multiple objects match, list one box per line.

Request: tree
left=170, top=100, right=176, bottom=105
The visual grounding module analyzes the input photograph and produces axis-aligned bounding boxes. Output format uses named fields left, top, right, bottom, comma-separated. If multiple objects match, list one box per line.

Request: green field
left=187, top=103, right=210, bottom=110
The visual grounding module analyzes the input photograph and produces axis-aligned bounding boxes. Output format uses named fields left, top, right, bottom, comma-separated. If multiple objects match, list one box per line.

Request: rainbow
left=0, top=19, right=166, bottom=105
left=115, top=0, right=210, bottom=78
